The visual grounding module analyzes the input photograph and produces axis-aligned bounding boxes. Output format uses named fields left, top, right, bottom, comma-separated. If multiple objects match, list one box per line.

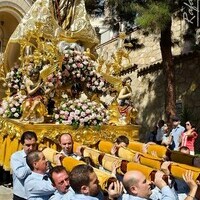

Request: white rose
left=54, top=114, right=59, bottom=119
left=14, top=113, right=19, bottom=118
left=11, top=107, right=17, bottom=112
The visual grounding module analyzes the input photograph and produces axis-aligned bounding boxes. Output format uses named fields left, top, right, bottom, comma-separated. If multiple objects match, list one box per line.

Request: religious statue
left=3, top=0, right=99, bottom=72
left=117, top=77, right=138, bottom=124
left=20, top=68, right=48, bottom=123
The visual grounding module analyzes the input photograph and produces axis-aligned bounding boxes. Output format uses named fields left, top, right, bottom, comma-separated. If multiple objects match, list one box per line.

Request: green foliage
left=135, top=2, right=171, bottom=32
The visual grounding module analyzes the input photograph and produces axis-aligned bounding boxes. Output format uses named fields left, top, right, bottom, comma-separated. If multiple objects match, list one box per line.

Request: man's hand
left=154, top=170, right=167, bottom=190
left=160, top=161, right=171, bottom=176
left=111, top=145, right=118, bottom=155
left=182, top=170, right=199, bottom=200
left=108, top=180, right=123, bottom=200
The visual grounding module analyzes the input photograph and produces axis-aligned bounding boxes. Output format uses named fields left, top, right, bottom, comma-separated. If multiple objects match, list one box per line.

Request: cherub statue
left=20, top=68, right=48, bottom=123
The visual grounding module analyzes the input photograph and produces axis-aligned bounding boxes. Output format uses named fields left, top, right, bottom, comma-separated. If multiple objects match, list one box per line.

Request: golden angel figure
left=117, top=77, right=138, bottom=124
left=20, top=68, right=48, bottom=123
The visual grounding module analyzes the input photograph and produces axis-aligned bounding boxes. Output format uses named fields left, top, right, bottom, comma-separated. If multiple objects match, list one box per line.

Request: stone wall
left=130, top=54, right=200, bottom=141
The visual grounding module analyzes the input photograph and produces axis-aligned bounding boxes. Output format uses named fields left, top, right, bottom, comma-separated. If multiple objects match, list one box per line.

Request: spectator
left=25, top=150, right=55, bottom=199
left=69, top=164, right=123, bottom=200
left=111, top=135, right=129, bottom=156
left=161, top=124, right=173, bottom=149
left=147, top=124, right=157, bottom=142
left=11, top=131, right=37, bottom=200
left=49, top=165, right=75, bottom=200
left=156, top=120, right=165, bottom=145
left=122, top=170, right=177, bottom=200
left=171, top=116, right=185, bottom=151
left=180, top=121, right=198, bottom=155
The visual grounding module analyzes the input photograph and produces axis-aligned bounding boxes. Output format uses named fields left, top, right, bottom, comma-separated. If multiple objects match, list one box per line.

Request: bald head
left=123, top=171, right=140, bottom=192
left=123, top=170, right=152, bottom=198
left=59, top=133, right=73, bottom=155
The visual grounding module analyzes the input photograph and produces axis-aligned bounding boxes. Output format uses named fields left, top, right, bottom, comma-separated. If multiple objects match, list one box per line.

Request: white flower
left=72, top=64, right=77, bottom=69
left=60, top=110, right=65, bottom=115
left=0, top=108, right=4, bottom=115
left=54, top=114, right=59, bottom=119
left=75, top=110, right=80, bottom=115
left=99, top=81, right=104, bottom=87
left=14, top=113, right=19, bottom=118
left=11, top=107, right=17, bottom=112
left=10, top=71, right=15, bottom=76
left=13, top=84, right=19, bottom=89
left=81, top=112, right=86, bottom=117
left=62, top=104, right=67, bottom=108
left=14, top=102, right=20, bottom=107
left=85, top=109, right=91, bottom=114
left=68, top=58, right=74, bottom=63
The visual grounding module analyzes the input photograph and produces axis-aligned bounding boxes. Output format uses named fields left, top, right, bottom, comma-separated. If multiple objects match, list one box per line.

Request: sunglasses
left=186, top=123, right=190, bottom=126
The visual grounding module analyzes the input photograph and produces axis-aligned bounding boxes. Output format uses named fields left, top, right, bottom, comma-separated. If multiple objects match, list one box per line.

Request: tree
left=105, top=0, right=186, bottom=122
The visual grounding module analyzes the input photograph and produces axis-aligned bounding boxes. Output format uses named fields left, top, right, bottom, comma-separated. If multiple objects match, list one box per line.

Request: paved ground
left=0, top=185, right=12, bottom=200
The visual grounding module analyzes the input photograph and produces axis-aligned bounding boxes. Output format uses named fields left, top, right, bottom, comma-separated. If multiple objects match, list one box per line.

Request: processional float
left=0, top=0, right=139, bottom=170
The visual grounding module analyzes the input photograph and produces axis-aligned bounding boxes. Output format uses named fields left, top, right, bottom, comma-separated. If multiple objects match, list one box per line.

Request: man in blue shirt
left=122, top=170, right=177, bottom=200
left=24, top=150, right=55, bottom=200
left=49, top=165, right=75, bottom=200
left=171, top=116, right=185, bottom=150
left=69, top=164, right=123, bottom=200
left=11, top=131, right=38, bottom=200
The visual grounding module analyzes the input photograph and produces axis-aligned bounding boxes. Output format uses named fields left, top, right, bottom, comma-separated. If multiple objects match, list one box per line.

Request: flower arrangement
left=61, top=44, right=111, bottom=94
left=43, top=70, right=63, bottom=97
left=0, top=92, right=27, bottom=118
left=3, top=63, right=25, bottom=91
left=53, top=97, right=109, bottom=128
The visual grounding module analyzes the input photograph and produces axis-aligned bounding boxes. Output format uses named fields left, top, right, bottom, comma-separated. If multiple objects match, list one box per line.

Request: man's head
left=171, top=116, right=180, bottom=127
left=26, top=150, right=48, bottom=174
left=59, top=133, right=73, bottom=155
left=49, top=166, right=70, bottom=194
left=115, top=135, right=129, bottom=148
left=158, top=120, right=165, bottom=128
left=179, top=146, right=190, bottom=155
left=69, top=164, right=100, bottom=196
left=20, top=131, right=37, bottom=154
left=123, top=171, right=152, bottom=199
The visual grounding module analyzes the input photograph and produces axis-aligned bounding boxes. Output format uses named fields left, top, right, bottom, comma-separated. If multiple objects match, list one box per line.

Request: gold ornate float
left=0, top=0, right=140, bottom=171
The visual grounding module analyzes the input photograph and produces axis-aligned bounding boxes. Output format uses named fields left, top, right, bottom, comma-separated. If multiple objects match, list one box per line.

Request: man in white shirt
left=171, top=116, right=185, bottom=150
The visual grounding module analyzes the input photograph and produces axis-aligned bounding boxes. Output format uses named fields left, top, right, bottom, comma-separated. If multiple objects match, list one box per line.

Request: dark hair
left=158, top=120, right=165, bottom=127
left=115, top=135, right=129, bottom=146
left=26, top=150, right=41, bottom=170
left=69, top=164, right=94, bottom=193
left=122, top=77, right=132, bottom=86
left=186, top=121, right=196, bottom=129
left=20, top=131, right=37, bottom=145
left=49, top=165, right=68, bottom=185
